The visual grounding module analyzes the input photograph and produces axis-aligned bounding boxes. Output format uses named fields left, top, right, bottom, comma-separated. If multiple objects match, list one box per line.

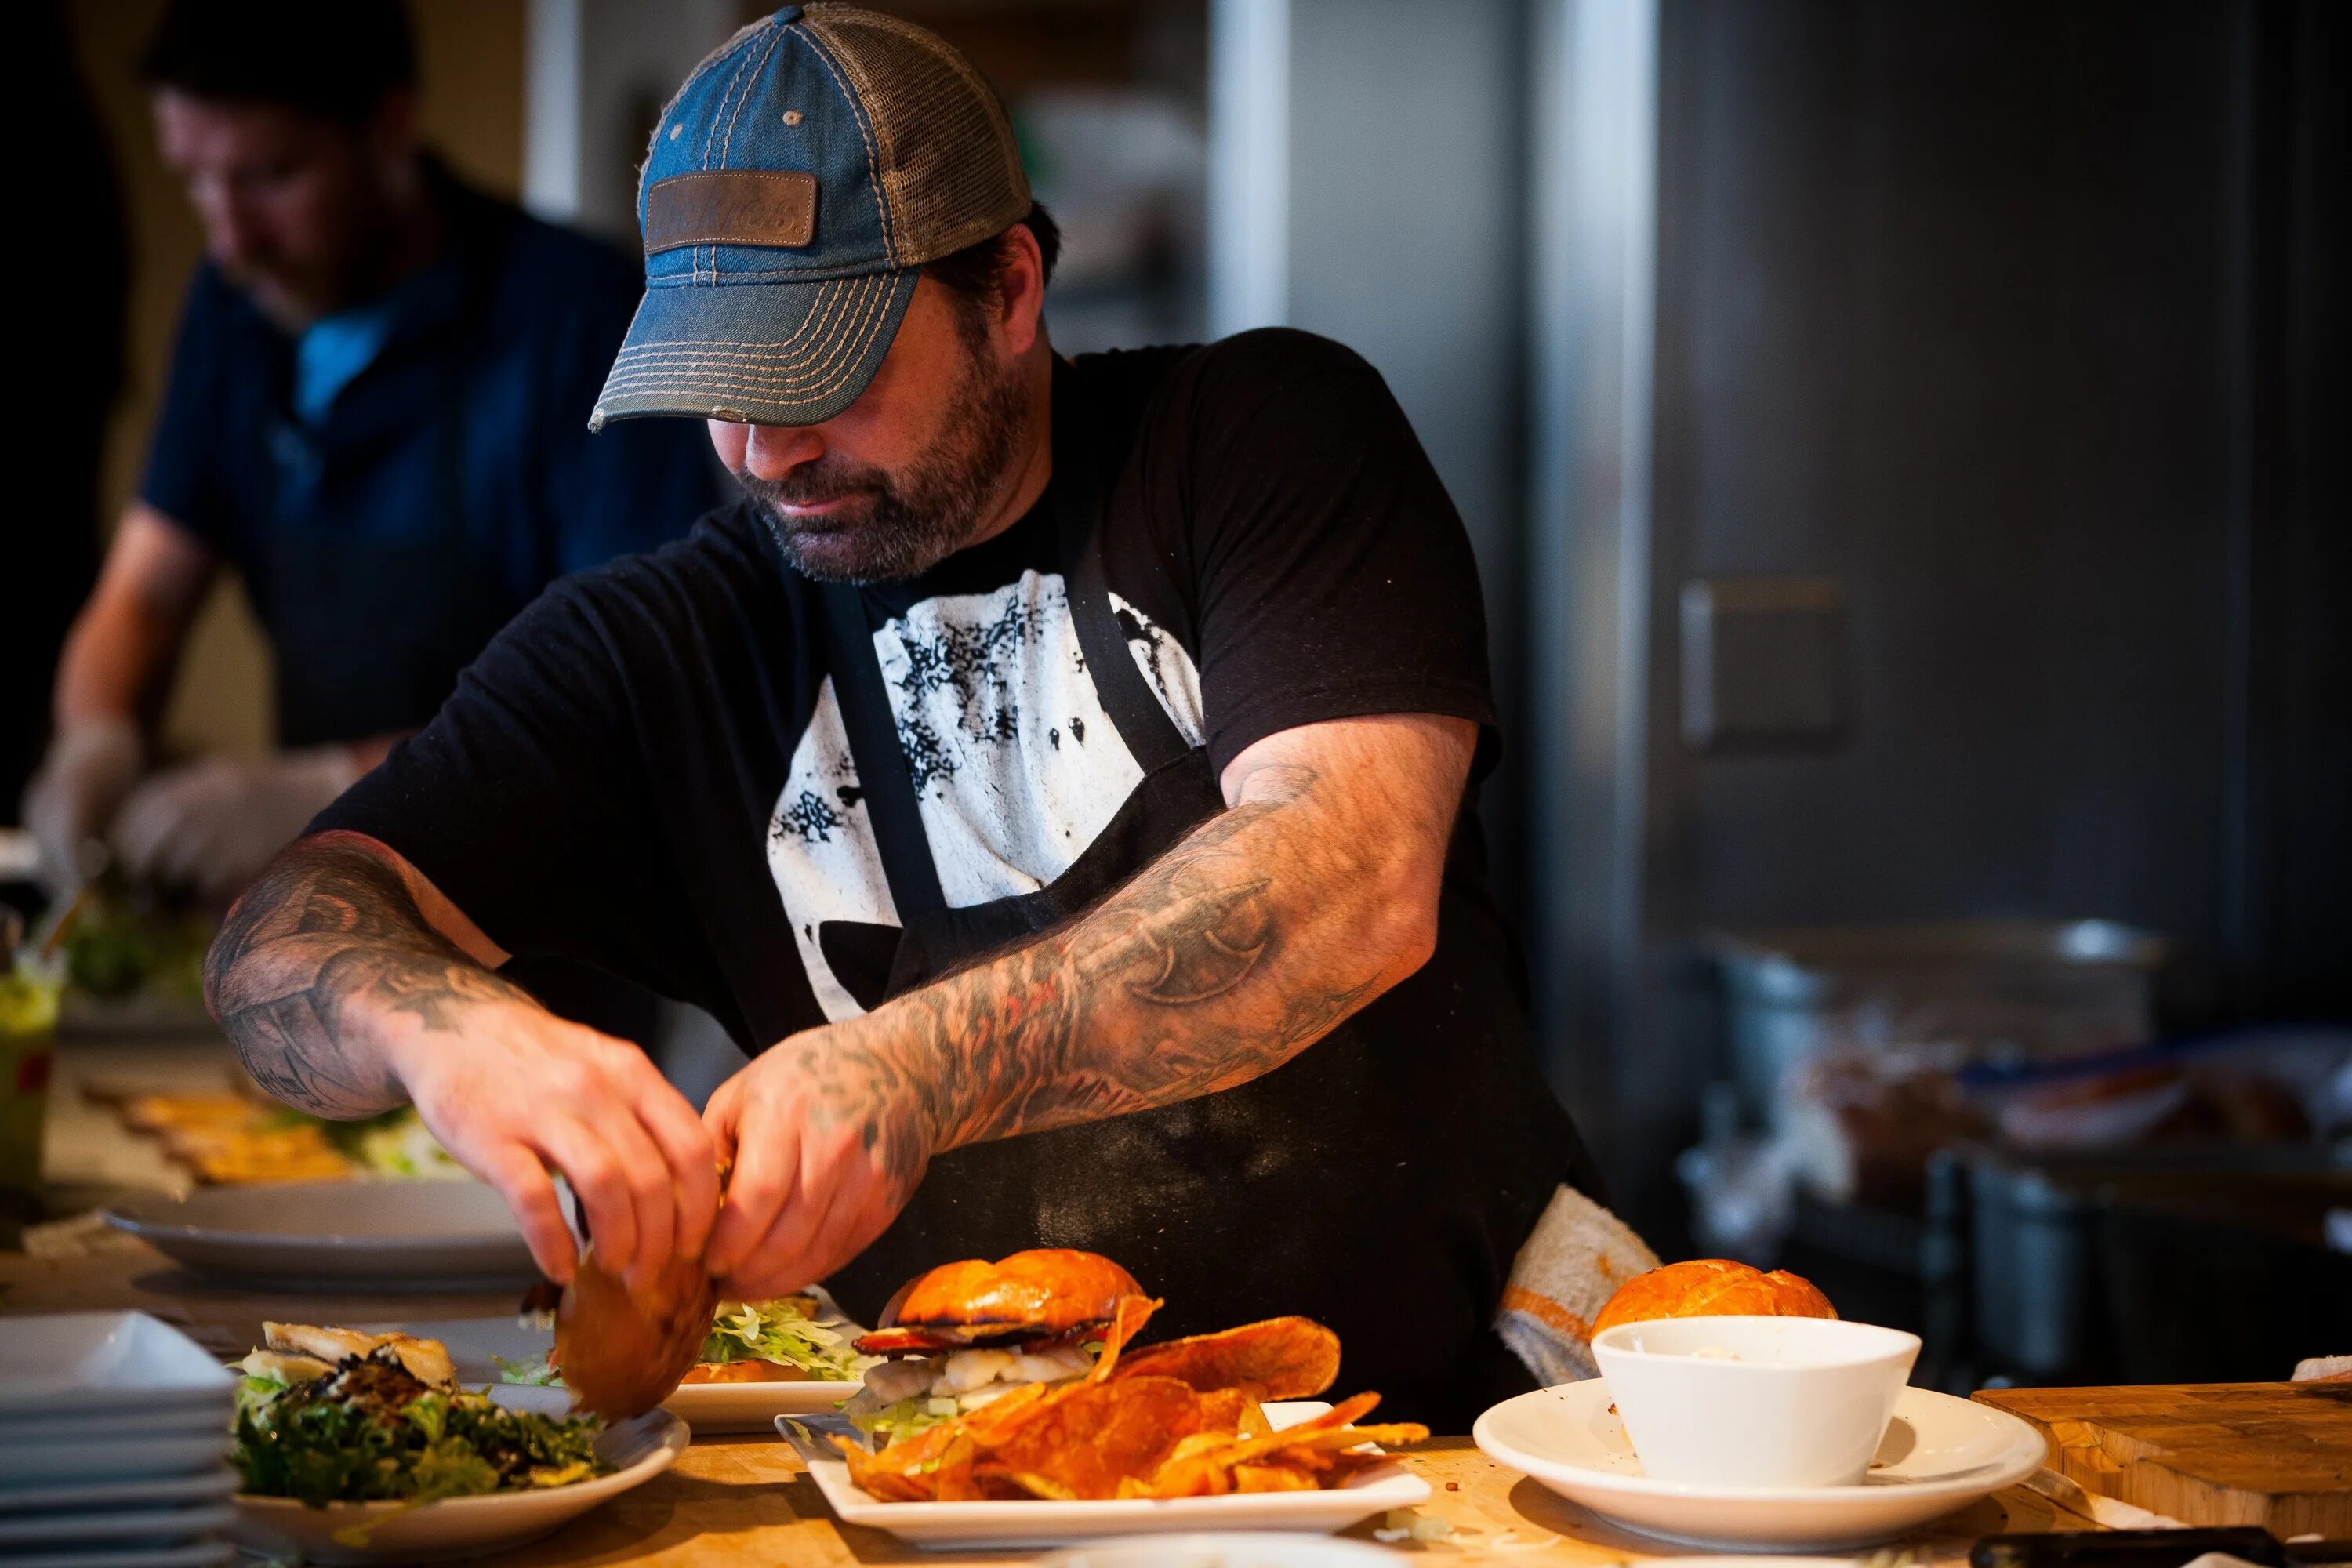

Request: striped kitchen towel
left=1494, top=1184, right=1660, bottom=1385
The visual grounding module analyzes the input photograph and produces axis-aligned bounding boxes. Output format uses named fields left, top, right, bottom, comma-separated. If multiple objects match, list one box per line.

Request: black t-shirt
left=318, top=328, right=1498, bottom=1050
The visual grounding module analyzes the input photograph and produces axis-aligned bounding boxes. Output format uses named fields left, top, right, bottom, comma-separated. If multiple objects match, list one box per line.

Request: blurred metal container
left=1957, top=1145, right=2351, bottom=1383
left=1708, top=919, right=2169, bottom=1113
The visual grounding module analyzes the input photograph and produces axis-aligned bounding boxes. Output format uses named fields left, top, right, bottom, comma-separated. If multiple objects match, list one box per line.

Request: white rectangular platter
left=780, top=1399, right=1430, bottom=1550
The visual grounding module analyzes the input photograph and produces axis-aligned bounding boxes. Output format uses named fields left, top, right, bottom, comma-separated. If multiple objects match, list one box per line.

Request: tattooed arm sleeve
left=203, top=830, right=532, bottom=1118
left=779, top=712, right=1476, bottom=1184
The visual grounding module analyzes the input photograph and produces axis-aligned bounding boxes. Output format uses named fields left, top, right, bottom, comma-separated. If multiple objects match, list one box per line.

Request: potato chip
left=1110, top=1315, right=1340, bottom=1399
left=979, top=1374, right=1207, bottom=1498
left=1084, top=1294, right=1162, bottom=1382
left=1234, top=1462, right=1319, bottom=1492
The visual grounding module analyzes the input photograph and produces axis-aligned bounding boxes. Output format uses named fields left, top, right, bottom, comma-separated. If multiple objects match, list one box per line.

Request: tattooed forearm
left=791, top=722, right=1472, bottom=1196
left=205, top=833, right=532, bottom=1117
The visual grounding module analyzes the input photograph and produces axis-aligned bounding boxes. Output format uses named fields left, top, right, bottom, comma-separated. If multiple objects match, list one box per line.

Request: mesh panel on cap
left=799, top=4, right=1032, bottom=266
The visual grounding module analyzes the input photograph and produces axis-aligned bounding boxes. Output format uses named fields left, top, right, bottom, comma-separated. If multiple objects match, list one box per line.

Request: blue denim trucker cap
left=590, top=3, right=1030, bottom=430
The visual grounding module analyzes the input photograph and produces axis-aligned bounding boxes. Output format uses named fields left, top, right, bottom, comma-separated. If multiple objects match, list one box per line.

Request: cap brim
left=590, top=267, right=920, bottom=430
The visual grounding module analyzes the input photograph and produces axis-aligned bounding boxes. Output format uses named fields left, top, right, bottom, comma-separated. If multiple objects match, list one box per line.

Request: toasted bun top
left=1592, top=1258, right=1838, bottom=1334
left=880, top=1249, right=1145, bottom=1335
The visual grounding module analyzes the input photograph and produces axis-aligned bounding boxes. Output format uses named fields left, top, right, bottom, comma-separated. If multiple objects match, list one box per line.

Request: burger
left=842, top=1248, right=1149, bottom=1443
left=1592, top=1258, right=1837, bottom=1334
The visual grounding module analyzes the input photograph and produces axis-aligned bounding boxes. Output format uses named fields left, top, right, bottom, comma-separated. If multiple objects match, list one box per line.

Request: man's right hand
left=205, top=831, right=720, bottom=1294
left=385, top=1002, right=721, bottom=1292
left=22, top=716, right=143, bottom=891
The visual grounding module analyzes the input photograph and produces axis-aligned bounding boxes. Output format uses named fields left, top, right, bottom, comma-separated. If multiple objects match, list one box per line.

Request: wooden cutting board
left=1973, top=1381, right=2352, bottom=1534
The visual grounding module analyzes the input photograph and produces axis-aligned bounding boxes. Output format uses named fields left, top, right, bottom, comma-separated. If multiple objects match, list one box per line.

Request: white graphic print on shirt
left=765, top=571, right=1205, bottom=1022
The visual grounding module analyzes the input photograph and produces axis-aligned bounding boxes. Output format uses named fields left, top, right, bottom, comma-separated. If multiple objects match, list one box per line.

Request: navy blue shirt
left=140, top=169, right=721, bottom=747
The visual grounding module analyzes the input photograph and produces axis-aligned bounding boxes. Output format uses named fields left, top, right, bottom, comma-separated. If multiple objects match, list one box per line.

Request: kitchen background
left=21, top=0, right=2347, bottom=1389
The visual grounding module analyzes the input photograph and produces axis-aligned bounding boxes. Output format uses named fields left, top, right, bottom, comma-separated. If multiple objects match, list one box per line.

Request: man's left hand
left=112, top=747, right=364, bottom=902
left=701, top=1018, right=940, bottom=1298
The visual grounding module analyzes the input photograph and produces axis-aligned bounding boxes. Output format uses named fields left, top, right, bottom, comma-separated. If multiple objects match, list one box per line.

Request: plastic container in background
left=1707, top=919, right=2170, bottom=1117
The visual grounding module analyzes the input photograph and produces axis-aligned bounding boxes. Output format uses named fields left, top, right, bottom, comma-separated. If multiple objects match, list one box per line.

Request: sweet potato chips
left=837, top=1295, right=1425, bottom=1502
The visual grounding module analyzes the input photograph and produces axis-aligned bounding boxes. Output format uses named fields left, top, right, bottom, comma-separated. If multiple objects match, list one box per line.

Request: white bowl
left=1591, top=1316, right=1919, bottom=1488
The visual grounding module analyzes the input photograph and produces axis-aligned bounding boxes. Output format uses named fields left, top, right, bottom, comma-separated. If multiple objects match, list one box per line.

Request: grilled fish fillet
left=262, top=1323, right=456, bottom=1386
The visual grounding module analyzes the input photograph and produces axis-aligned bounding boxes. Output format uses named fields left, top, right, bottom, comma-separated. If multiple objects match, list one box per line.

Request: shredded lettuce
left=843, top=1392, right=961, bottom=1447
left=699, top=1297, right=873, bottom=1382
left=493, top=1297, right=872, bottom=1389
left=492, top=1352, right=563, bottom=1387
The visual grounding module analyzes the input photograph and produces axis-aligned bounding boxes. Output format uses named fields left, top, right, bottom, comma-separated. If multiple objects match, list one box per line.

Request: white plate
left=0, top=1500, right=235, bottom=1548
left=0, top=1311, right=236, bottom=1419
left=4, top=1542, right=229, bottom=1568
left=0, top=1402, right=234, bottom=1443
left=228, top=1383, right=686, bottom=1565
left=394, top=1311, right=865, bottom=1433
left=661, top=1373, right=862, bottom=1431
left=1473, top=1379, right=2048, bottom=1550
left=106, top=1181, right=537, bottom=1291
left=783, top=1399, right=1432, bottom=1550
left=1042, top=1532, right=1413, bottom=1568
left=0, top=1430, right=231, bottom=1484
left=0, top=1467, right=240, bottom=1515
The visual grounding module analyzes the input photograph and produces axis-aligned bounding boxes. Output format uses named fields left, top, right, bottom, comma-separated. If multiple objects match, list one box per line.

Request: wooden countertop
left=0, top=1240, right=2128, bottom=1566
left=8, top=1039, right=2121, bottom=1563
left=470, top=1429, right=2113, bottom=1567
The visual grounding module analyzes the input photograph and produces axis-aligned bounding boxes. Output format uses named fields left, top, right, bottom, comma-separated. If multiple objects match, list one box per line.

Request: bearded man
left=204, top=3, right=1595, bottom=1431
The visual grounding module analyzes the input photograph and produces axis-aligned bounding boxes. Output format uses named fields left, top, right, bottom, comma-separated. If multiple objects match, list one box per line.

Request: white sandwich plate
left=105, top=1181, right=538, bottom=1292
left=391, top=1306, right=866, bottom=1433
left=782, top=1399, right=1432, bottom=1550
left=228, top=1383, right=686, bottom=1566
left=1473, top=1378, right=2048, bottom=1550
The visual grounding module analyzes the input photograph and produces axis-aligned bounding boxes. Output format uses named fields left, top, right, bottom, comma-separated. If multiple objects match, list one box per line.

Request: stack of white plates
left=0, top=1312, right=239, bottom=1568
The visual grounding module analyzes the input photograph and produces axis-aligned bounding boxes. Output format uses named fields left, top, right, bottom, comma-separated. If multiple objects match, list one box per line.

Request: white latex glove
left=110, top=747, right=364, bottom=902
left=21, top=716, right=144, bottom=893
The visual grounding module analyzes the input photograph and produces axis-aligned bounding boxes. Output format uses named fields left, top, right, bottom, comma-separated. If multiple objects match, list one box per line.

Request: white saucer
left=1473, top=1379, right=2047, bottom=1550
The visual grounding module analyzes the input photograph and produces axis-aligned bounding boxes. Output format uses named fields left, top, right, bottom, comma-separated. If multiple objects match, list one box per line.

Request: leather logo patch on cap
left=644, top=171, right=818, bottom=253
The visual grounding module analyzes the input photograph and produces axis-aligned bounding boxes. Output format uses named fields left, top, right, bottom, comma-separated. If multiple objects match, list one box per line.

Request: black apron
left=817, top=365, right=1595, bottom=1432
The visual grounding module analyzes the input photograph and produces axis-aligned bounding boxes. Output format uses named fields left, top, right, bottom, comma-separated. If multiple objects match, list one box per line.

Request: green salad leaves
left=234, top=1350, right=605, bottom=1508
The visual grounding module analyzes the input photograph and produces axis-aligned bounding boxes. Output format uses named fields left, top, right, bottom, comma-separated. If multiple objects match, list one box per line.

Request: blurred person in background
left=20, top=0, right=720, bottom=905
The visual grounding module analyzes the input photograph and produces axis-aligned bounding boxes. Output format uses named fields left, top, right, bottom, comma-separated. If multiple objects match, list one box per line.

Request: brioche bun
left=880, top=1249, right=1145, bottom=1337
left=1592, top=1258, right=1837, bottom=1334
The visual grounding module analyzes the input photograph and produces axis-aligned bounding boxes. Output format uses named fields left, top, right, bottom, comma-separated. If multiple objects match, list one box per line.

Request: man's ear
left=996, top=223, right=1048, bottom=358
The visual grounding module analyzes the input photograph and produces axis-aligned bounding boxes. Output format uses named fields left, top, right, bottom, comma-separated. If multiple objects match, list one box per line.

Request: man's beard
left=737, top=324, right=1029, bottom=585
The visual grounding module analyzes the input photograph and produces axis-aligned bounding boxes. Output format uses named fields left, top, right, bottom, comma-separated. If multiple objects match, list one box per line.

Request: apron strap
left=1051, top=363, right=1193, bottom=775
left=817, top=583, right=949, bottom=922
